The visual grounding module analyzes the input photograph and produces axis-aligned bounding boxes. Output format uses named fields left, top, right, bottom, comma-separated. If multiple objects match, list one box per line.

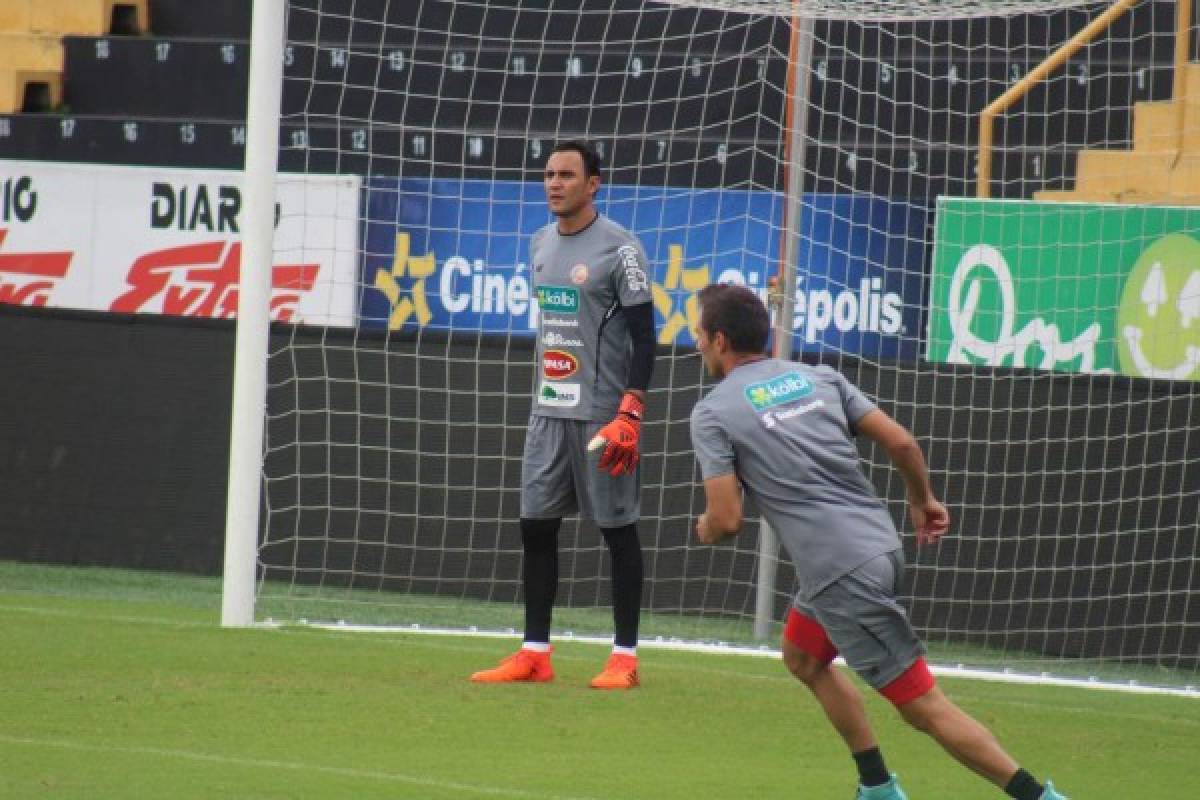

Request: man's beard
left=552, top=202, right=585, bottom=218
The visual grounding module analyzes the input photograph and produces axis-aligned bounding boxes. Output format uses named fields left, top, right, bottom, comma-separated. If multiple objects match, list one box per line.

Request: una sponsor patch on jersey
left=537, top=285, right=579, bottom=313
left=543, top=349, right=579, bottom=379
left=744, top=372, right=815, bottom=413
left=538, top=381, right=580, bottom=407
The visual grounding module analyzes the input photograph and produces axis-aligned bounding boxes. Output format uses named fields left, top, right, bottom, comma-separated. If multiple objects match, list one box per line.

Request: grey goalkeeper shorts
left=520, top=415, right=641, bottom=528
left=793, top=550, right=926, bottom=691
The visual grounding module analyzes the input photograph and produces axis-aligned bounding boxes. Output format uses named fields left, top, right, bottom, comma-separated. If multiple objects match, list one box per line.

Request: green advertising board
left=928, top=197, right=1200, bottom=381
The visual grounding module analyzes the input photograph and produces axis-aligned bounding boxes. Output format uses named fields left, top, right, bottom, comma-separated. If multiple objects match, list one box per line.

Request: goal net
left=251, top=0, right=1199, bottom=688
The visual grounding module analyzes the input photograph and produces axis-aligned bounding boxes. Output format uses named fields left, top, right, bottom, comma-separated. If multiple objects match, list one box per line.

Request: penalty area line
left=295, top=622, right=1200, bottom=699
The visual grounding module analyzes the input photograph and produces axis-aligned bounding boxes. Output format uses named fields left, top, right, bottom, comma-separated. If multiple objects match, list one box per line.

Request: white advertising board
left=0, top=160, right=360, bottom=326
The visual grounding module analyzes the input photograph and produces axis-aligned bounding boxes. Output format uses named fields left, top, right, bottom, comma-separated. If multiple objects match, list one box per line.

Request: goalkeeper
left=471, top=140, right=655, bottom=690
left=687, top=283, right=1070, bottom=800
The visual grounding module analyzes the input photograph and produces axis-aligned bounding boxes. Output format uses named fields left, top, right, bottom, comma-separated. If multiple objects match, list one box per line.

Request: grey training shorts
left=520, top=415, right=640, bottom=528
left=792, top=550, right=926, bottom=691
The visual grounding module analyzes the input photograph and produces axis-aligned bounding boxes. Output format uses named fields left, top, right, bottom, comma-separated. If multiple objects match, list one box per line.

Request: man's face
left=544, top=150, right=598, bottom=218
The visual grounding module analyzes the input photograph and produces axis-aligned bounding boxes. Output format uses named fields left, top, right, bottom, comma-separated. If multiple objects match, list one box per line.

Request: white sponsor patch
left=537, top=381, right=581, bottom=408
left=624, top=266, right=649, bottom=293
left=761, top=399, right=826, bottom=429
left=543, top=331, right=584, bottom=348
left=542, top=316, right=579, bottom=328
left=617, top=245, right=649, bottom=292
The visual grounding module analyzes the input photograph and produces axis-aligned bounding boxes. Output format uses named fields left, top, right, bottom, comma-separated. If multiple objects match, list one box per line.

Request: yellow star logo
left=373, top=232, right=437, bottom=329
left=652, top=244, right=710, bottom=344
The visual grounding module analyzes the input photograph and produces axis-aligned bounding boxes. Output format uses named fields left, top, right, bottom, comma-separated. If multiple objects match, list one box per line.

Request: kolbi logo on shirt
left=744, top=372, right=814, bottom=412
left=542, top=349, right=579, bottom=380
left=537, top=285, right=579, bottom=314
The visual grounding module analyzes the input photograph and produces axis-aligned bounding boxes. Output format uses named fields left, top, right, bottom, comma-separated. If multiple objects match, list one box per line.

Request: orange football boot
left=588, top=653, right=639, bottom=689
left=470, top=648, right=554, bottom=683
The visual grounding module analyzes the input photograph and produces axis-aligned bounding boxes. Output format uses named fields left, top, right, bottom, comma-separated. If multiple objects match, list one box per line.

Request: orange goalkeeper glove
left=588, top=393, right=644, bottom=477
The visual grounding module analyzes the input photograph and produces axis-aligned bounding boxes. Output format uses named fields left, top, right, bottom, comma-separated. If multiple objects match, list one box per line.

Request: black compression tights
left=520, top=517, right=561, bottom=644
left=519, top=519, right=644, bottom=648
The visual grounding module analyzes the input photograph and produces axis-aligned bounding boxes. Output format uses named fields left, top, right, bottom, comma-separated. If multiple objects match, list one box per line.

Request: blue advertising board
left=361, top=178, right=926, bottom=359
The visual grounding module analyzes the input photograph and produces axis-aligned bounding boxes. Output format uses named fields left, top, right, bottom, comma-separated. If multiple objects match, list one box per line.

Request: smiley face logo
left=1117, top=233, right=1200, bottom=381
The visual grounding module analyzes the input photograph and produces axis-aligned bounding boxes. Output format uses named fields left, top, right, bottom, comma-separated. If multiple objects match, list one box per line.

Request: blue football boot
left=1040, top=780, right=1069, bottom=799
left=856, top=774, right=908, bottom=800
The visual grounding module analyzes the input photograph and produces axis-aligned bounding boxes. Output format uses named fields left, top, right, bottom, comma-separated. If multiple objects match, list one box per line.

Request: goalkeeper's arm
left=623, top=301, right=656, bottom=399
left=589, top=302, right=656, bottom=475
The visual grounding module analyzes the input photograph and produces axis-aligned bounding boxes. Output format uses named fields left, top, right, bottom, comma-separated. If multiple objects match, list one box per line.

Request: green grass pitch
left=1, top=561, right=1196, bottom=799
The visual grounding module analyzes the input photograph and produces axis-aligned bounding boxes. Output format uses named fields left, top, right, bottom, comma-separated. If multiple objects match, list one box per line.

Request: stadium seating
left=0, top=68, right=60, bottom=115
left=0, top=0, right=148, bottom=113
left=62, top=37, right=248, bottom=117
left=28, top=0, right=148, bottom=36
left=147, top=0, right=247, bottom=38
left=0, top=0, right=1180, bottom=199
left=1036, top=62, right=1200, bottom=204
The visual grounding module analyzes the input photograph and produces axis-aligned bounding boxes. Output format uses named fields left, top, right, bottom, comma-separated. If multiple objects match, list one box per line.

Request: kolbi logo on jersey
left=542, top=349, right=579, bottom=380
left=744, top=372, right=814, bottom=413
left=537, top=285, right=579, bottom=314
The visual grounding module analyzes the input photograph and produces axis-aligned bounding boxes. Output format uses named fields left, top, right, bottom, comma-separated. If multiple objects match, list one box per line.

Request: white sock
left=612, top=645, right=637, bottom=657
left=522, top=641, right=551, bottom=653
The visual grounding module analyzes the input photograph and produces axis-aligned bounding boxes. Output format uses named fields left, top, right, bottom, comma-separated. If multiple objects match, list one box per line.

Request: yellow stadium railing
left=975, top=0, right=1161, bottom=198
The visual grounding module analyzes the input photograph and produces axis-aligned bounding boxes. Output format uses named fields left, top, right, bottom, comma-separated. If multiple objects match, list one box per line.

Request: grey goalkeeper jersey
left=690, top=359, right=901, bottom=601
left=529, top=214, right=654, bottom=421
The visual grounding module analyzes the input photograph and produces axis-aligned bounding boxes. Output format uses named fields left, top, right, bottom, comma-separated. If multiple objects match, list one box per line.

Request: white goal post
left=223, top=0, right=287, bottom=627
left=225, top=0, right=1200, bottom=692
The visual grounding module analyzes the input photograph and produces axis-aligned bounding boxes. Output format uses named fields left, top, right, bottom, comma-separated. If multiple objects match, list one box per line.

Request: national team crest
left=570, top=263, right=589, bottom=284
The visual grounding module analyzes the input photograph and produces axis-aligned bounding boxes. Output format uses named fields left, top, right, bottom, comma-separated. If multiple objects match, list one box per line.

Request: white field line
left=0, top=734, right=603, bottom=800
left=4, top=600, right=1197, bottom=700
left=302, top=621, right=1200, bottom=699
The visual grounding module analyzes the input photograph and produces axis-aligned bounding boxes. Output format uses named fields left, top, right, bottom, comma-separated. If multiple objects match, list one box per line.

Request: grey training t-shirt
left=529, top=214, right=654, bottom=421
left=690, top=359, right=901, bottom=601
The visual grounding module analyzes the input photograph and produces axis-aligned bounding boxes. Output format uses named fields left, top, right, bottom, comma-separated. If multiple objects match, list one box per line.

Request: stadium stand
left=1036, top=60, right=1200, bottom=204
left=0, top=0, right=149, bottom=114
left=0, top=1, right=1183, bottom=197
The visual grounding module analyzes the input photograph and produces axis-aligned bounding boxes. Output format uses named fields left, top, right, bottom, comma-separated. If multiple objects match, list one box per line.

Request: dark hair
left=697, top=283, right=770, bottom=354
left=552, top=140, right=602, bottom=179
